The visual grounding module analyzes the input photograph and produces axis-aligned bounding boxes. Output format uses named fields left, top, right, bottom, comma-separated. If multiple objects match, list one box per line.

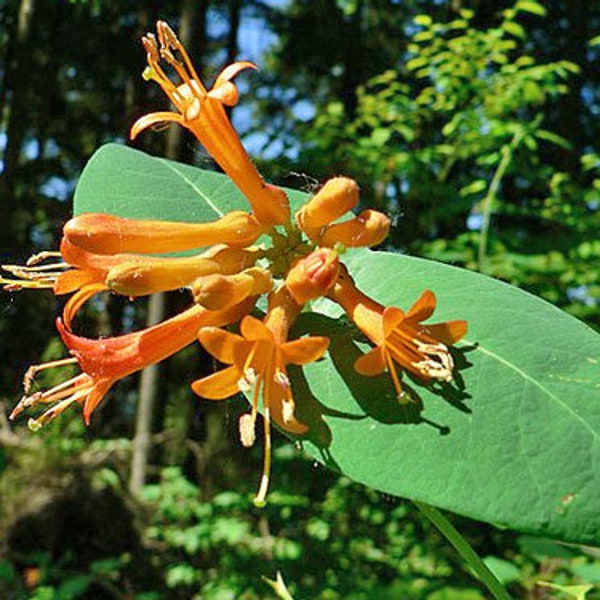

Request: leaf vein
left=156, top=158, right=224, bottom=217
left=470, top=341, right=599, bottom=439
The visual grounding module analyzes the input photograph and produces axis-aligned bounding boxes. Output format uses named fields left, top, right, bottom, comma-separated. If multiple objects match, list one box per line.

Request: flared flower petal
left=191, top=365, right=241, bottom=400
left=193, top=288, right=327, bottom=505
left=196, top=327, right=246, bottom=364
left=281, top=336, right=329, bottom=365
left=130, top=111, right=184, bottom=140
left=328, top=267, right=466, bottom=399
left=353, top=346, right=386, bottom=376
left=406, top=289, right=436, bottom=322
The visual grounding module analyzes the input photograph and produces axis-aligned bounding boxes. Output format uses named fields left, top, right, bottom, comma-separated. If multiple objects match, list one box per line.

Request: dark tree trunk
left=0, top=0, right=35, bottom=255
left=129, top=0, right=207, bottom=496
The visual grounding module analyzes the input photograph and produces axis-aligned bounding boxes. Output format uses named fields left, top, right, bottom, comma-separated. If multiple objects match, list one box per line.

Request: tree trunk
left=128, top=0, right=203, bottom=496
left=227, top=0, right=242, bottom=64
left=0, top=0, right=35, bottom=255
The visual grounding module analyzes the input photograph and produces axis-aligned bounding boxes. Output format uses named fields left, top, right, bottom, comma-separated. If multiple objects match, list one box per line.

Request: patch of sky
left=467, top=213, right=483, bottom=231
left=515, top=175, right=529, bottom=189
left=24, top=139, right=40, bottom=160
left=582, top=84, right=599, bottom=116
left=40, top=176, right=74, bottom=202
left=567, top=285, right=596, bottom=307
left=238, top=16, right=279, bottom=64
left=294, top=99, right=315, bottom=122
left=44, top=139, right=60, bottom=158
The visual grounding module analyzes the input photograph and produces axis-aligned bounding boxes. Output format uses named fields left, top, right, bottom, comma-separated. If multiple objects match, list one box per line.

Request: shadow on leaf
left=290, top=311, right=474, bottom=453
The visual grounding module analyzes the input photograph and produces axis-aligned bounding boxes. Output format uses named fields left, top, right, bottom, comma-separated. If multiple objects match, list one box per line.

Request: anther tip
left=253, top=497, right=267, bottom=509
left=27, top=418, right=43, bottom=432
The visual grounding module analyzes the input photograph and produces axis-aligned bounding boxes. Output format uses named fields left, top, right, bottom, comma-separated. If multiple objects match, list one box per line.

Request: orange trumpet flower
left=329, top=266, right=467, bottom=400
left=131, top=22, right=289, bottom=226
left=193, top=287, right=329, bottom=505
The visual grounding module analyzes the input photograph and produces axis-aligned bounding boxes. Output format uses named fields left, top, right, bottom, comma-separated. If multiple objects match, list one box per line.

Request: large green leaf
left=75, top=144, right=600, bottom=545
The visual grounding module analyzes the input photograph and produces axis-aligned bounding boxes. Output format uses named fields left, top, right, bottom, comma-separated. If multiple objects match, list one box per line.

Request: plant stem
left=415, top=501, right=512, bottom=600
left=477, top=131, right=523, bottom=273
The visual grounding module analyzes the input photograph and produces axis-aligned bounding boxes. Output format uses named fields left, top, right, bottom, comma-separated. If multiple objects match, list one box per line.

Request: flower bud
left=192, top=267, right=272, bottom=310
left=285, top=248, right=340, bottom=305
left=319, top=209, right=390, bottom=248
left=297, top=177, right=359, bottom=230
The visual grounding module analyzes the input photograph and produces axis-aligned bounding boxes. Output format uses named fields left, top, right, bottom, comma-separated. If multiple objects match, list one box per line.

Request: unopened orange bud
left=192, top=267, right=272, bottom=310
left=64, top=211, right=263, bottom=255
left=319, top=209, right=390, bottom=248
left=106, top=245, right=256, bottom=296
left=297, top=177, right=359, bottom=230
left=285, top=248, right=340, bottom=305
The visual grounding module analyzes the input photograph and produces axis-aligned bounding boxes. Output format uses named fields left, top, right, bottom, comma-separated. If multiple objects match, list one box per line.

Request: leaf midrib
left=467, top=339, right=599, bottom=440
left=156, top=158, right=224, bottom=217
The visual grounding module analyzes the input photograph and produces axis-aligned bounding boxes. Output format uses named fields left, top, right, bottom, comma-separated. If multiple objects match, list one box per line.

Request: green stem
left=477, top=131, right=523, bottom=273
left=415, top=501, right=512, bottom=600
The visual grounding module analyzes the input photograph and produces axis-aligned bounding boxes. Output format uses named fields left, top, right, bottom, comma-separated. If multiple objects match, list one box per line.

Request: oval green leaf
left=74, top=144, right=600, bottom=545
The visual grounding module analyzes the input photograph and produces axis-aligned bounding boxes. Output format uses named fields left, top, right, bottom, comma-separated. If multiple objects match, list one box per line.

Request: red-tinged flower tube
left=11, top=297, right=256, bottom=428
left=64, top=211, right=264, bottom=255
left=328, top=265, right=467, bottom=399
left=131, top=22, right=290, bottom=226
left=285, top=247, right=340, bottom=305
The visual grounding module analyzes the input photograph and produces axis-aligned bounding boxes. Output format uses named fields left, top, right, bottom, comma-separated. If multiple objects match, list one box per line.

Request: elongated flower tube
left=285, top=247, right=340, bottom=305
left=329, top=266, right=467, bottom=400
left=105, top=244, right=258, bottom=296
left=11, top=298, right=256, bottom=428
left=193, top=286, right=329, bottom=505
left=64, top=211, right=264, bottom=254
left=131, top=21, right=289, bottom=226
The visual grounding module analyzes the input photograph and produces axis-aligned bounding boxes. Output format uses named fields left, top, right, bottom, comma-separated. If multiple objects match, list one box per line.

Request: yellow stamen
left=254, top=404, right=271, bottom=508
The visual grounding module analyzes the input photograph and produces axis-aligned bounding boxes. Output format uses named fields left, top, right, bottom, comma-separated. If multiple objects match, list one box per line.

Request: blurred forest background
left=1, top=0, right=600, bottom=598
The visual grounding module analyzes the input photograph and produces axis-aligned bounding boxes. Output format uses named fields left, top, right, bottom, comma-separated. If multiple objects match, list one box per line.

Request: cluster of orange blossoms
left=1, top=22, right=466, bottom=505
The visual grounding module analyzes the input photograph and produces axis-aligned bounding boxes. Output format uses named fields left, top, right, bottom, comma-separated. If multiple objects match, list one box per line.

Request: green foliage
left=301, top=0, right=599, bottom=325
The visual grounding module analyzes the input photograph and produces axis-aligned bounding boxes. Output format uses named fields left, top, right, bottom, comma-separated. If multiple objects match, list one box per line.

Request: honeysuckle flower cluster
left=2, top=22, right=466, bottom=505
